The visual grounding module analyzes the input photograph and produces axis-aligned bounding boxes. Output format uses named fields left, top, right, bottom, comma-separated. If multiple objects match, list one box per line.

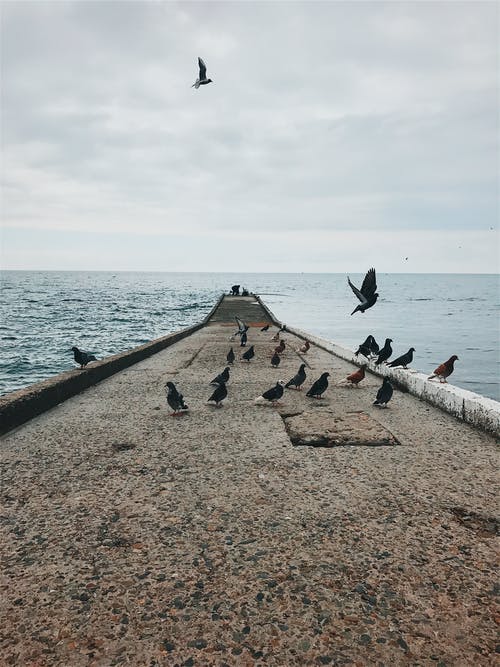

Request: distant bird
left=192, top=57, right=213, bottom=89
left=255, top=381, right=285, bottom=406
left=279, top=324, right=287, bottom=332
left=348, top=268, right=379, bottom=315
left=344, top=364, right=367, bottom=386
left=271, top=332, right=280, bottom=342
left=226, top=347, right=235, bottom=365
left=388, top=347, right=415, bottom=369
left=306, top=372, right=330, bottom=398
left=375, top=339, right=393, bottom=366
left=242, top=345, right=255, bottom=362
left=271, top=351, right=281, bottom=368
left=285, top=363, right=307, bottom=390
left=261, top=324, right=270, bottom=332
left=207, top=381, right=227, bottom=407
left=274, top=340, right=285, bottom=355
left=71, top=346, right=96, bottom=369
left=166, top=381, right=188, bottom=415
left=210, top=367, right=230, bottom=385
left=428, top=355, right=459, bottom=383
left=240, top=331, right=247, bottom=347
left=373, top=378, right=393, bottom=407
left=296, top=341, right=310, bottom=354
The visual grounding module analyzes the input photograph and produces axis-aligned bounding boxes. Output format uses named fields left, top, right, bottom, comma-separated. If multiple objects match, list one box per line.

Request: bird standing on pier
left=428, top=355, right=459, bottom=382
left=261, top=324, right=270, bottom=332
left=166, top=382, right=189, bottom=415
left=296, top=341, right=310, bottom=354
left=274, top=340, right=285, bottom=355
left=71, top=346, right=97, bottom=369
left=285, top=364, right=307, bottom=390
left=210, top=367, right=230, bottom=385
left=240, top=331, right=247, bottom=347
left=373, top=378, right=393, bottom=407
left=242, top=345, right=255, bottom=362
left=207, top=381, right=227, bottom=407
left=344, top=364, right=367, bottom=386
left=226, top=347, right=235, bottom=365
left=271, top=351, right=281, bottom=368
left=306, top=372, right=330, bottom=398
left=192, top=57, right=213, bottom=89
left=255, top=381, right=285, bottom=406
left=388, top=348, right=415, bottom=369
left=348, top=268, right=379, bottom=315
left=355, top=335, right=378, bottom=359
left=375, top=339, right=393, bottom=366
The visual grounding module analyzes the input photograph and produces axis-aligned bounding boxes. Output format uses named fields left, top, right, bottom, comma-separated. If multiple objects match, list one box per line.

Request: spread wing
left=347, top=277, right=367, bottom=305
left=360, top=268, right=377, bottom=299
left=198, top=57, right=207, bottom=79
left=235, top=316, right=247, bottom=334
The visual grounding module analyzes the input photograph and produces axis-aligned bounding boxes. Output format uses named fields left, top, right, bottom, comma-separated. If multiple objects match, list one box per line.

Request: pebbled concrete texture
left=1, top=301, right=499, bottom=666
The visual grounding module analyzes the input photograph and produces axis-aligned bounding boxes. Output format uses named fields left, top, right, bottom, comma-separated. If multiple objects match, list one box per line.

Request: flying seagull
left=165, top=381, right=188, bottom=415
left=71, top=346, right=96, bottom=369
left=348, top=268, right=379, bottom=315
left=192, top=57, right=213, bottom=89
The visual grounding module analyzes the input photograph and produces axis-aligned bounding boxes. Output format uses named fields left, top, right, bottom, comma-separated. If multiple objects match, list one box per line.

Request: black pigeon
left=240, top=331, right=248, bottom=347
left=369, top=336, right=380, bottom=356
left=192, top=57, right=213, bottom=89
left=388, top=347, right=415, bottom=369
left=226, top=347, right=235, bottom=365
left=255, top=381, right=285, bottom=406
left=271, top=351, right=281, bottom=368
left=348, top=268, right=379, bottom=315
left=207, top=381, right=227, bottom=407
left=285, top=363, right=307, bottom=390
left=354, top=335, right=373, bottom=359
left=306, top=372, right=330, bottom=398
left=261, top=324, right=270, bottom=332
left=373, top=378, right=393, bottom=407
left=71, top=346, right=96, bottom=369
left=166, top=381, right=188, bottom=415
left=210, top=367, right=230, bottom=385
left=375, top=339, right=393, bottom=366
left=242, top=345, right=255, bottom=362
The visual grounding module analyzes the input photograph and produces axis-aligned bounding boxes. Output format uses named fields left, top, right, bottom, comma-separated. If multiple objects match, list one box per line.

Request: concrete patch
left=284, top=409, right=400, bottom=447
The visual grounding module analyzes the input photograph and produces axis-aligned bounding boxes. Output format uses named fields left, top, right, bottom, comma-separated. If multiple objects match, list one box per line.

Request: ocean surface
left=0, top=271, right=498, bottom=401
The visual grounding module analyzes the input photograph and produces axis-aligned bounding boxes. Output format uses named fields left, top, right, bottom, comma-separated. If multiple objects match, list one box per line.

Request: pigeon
left=345, top=364, right=366, bottom=386
left=234, top=316, right=249, bottom=338
left=369, top=336, right=380, bottom=356
left=348, top=268, right=379, bottom=315
left=388, top=348, right=415, bottom=369
left=210, top=367, right=230, bottom=385
left=260, top=324, right=270, bottom=332
left=192, top=57, right=213, bottom=89
left=226, top=347, right=235, bottom=365
left=71, top=346, right=96, bottom=369
left=242, top=345, right=255, bottom=362
left=306, top=372, right=330, bottom=398
left=373, top=378, right=393, bottom=407
left=428, top=355, right=459, bottom=383
left=274, top=340, right=285, bottom=355
left=296, top=341, right=310, bottom=354
left=240, top=331, right=247, bottom=347
left=271, top=351, right=281, bottom=368
left=354, top=336, right=372, bottom=359
left=285, top=363, right=307, bottom=390
left=255, top=381, right=285, bottom=406
left=166, top=381, right=189, bottom=415
left=207, top=381, right=227, bottom=407
left=271, top=332, right=280, bottom=342
left=375, top=339, right=393, bottom=366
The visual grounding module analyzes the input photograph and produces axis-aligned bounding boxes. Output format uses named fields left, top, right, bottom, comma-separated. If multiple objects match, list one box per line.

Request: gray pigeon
left=166, top=381, right=188, bottom=415
left=226, top=347, right=235, bottom=365
left=388, top=348, right=415, bottom=369
left=207, top=381, right=227, bottom=407
left=210, top=367, right=230, bottom=385
left=71, top=346, right=96, bottom=369
left=285, top=363, right=307, bottom=390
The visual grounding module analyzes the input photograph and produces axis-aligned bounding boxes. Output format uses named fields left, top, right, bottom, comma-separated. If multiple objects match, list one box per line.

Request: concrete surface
left=1, top=297, right=499, bottom=666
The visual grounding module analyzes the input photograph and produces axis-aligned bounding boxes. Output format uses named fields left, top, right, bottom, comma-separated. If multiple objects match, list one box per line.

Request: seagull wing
left=347, top=277, right=368, bottom=305
left=198, top=57, right=207, bottom=79
left=360, top=268, right=377, bottom=299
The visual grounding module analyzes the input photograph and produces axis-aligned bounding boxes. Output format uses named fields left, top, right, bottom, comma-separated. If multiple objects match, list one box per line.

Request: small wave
left=26, top=299, right=38, bottom=303
left=61, top=298, right=84, bottom=302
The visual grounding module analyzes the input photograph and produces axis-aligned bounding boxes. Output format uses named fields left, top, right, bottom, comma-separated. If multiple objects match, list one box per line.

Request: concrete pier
left=1, top=295, right=498, bottom=666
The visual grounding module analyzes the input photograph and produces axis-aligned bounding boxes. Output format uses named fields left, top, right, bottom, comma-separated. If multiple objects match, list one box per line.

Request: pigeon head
left=299, top=364, right=306, bottom=370
left=450, top=355, right=459, bottom=362
left=360, top=364, right=368, bottom=369
left=321, top=372, right=330, bottom=378
left=409, top=347, right=415, bottom=352
left=277, top=380, right=286, bottom=386
left=71, top=346, right=79, bottom=352
left=165, top=382, right=175, bottom=389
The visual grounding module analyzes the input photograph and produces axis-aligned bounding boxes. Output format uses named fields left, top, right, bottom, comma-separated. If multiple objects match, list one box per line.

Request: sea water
left=0, top=271, right=498, bottom=400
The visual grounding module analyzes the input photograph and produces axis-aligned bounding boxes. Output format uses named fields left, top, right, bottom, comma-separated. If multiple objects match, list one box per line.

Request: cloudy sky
left=1, top=1, right=498, bottom=272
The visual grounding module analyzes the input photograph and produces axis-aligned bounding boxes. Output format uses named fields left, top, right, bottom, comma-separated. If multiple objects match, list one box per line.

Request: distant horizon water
left=1, top=271, right=498, bottom=401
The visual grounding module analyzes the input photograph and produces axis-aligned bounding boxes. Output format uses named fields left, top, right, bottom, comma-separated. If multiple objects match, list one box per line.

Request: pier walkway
left=1, top=296, right=498, bottom=666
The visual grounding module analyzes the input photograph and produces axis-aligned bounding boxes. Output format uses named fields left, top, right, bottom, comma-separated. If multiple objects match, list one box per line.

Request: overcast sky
left=1, top=0, right=498, bottom=272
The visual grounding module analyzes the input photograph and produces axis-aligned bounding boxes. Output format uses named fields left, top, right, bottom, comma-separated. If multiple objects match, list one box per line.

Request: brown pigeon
left=345, top=364, right=366, bottom=386
left=428, top=356, right=458, bottom=383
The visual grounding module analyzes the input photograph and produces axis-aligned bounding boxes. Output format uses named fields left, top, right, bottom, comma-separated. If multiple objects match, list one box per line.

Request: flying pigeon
left=71, top=346, right=97, bottom=369
left=296, top=341, right=310, bottom=354
left=207, top=381, right=227, bottom=407
left=348, top=268, right=379, bottom=315
left=240, top=331, right=248, bottom=347
left=306, top=372, right=330, bottom=398
left=166, top=381, right=188, bottom=415
left=388, top=347, right=415, bottom=369
left=271, top=351, right=281, bottom=368
left=375, top=339, right=393, bottom=366
left=285, top=363, right=307, bottom=390
left=234, top=316, right=249, bottom=338
left=261, top=324, right=270, bottom=332
left=192, top=57, right=213, bottom=89
left=255, top=381, right=285, bottom=406
left=242, top=345, right=255, bottom=362
left=428, top=355, right=459, bottom=383
left=274, top=340, right=285, bottom=355
left=373, top=378, right=393, bottom=407
left=345, top=364, right=366, bottom=386
left=210, top=367, right=230, bottom=385
left=226, top=347, right=235, bottom=365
